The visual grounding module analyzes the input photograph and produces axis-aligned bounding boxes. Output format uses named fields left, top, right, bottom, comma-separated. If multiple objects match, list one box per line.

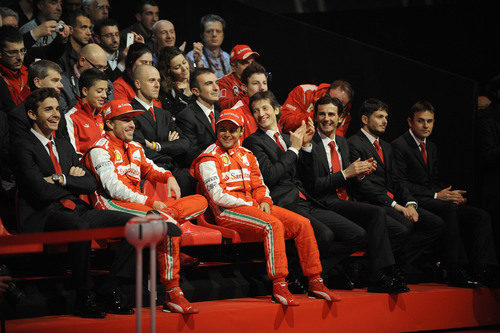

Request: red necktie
left=420, top=142, right=427, bottom=165
left=47, top=142, right=76, bottom=210
left=209, top=112, right=215, bottom=133
left=274, top=132, right=286, bottom=153
left=328, top=141, right=349, bottom=200
left=373, top=139, right=384, bottom=165
left=149, top=107, right=156, bottom=122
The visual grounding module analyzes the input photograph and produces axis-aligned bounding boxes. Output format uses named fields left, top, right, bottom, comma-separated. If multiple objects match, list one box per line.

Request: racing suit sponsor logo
left=114, top=150, right=122, bottom=162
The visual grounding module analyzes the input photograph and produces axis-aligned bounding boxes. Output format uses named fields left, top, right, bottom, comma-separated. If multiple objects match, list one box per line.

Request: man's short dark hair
left=249, top=90, right=280, bottom=112
left=94, top=18, right=118, bottom=36
left=200, top=14, right=225, bottom=32
left=0, top=26, right=23, bottom=49
left=409, top=100, right=435, bottom=120
left=0, top=7, right=19, bottom=22
left=79, top=68, right=107, bottom=95
left=135, top=0, right=158, bottom=14
left=314, top=95, right=344, bottom=117
left=360, top=98, right=389, bottom=119
left=25, top=88, right=60, bottom=123
left=329, top=80, right=354, bottom=101
left=66, top=9, right=89, bottom=27
left=28, top=60, right=62, bottom=91
left=240, top=62, right=266, bottom=86
left=190, top=67, right=215, bottom=91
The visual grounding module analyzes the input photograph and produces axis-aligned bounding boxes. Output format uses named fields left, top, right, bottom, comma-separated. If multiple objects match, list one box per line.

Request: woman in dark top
left=157, top=46, right=194, bottom=118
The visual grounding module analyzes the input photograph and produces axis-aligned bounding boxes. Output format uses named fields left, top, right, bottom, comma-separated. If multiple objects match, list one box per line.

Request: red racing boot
left=308, top=277, right=342, bottom=302
left=272, top=281, right=299, bottom=306
left=163, top=287, right=199, bottom=314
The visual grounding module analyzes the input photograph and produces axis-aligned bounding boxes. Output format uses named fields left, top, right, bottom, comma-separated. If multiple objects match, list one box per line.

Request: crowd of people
left=0, top=0, right=499, bottom=319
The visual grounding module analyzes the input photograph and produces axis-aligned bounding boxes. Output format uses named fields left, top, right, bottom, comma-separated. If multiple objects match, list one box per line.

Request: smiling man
left=192, top=108, right=341, bottom=306
left=392, top=100, right=499, bottom=286
left=83, top=99, right=207, bottom=314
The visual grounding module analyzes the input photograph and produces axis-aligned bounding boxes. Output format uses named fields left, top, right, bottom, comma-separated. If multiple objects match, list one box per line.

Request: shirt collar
left=265, top=128, right=281, bottom=140
left=107, top=51, right=119, bottom=62
left=196, top=100, right=214, bottom=118
left=30, top=128, right=54, bottom=147
left=319, top=129, right=336, bottom=145
left=409, top=128, right=426, bottom=146
left=361, top=128, right=379, bottom=145
left=134, top=96, right=153, bottom=111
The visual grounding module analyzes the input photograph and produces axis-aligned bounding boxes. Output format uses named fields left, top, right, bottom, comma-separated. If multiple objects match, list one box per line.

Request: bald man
left=60, top=43, right=114, bottom=113
left=130, top=65, right=194, bottom=195
left=152, top=20, right=176, bottom=52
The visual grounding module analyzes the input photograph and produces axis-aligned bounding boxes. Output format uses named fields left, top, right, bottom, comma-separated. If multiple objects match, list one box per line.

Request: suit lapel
left=30, top=133, right=59, bottom=174
left=194, top=104, right=215, bottom=139
left=403, top=131, right=429, bottom=173
left=132, top=99, right=156, bottom=129
left=312, top=132, right=330, bottom=173
left=358, top=131, right=385, bottom=169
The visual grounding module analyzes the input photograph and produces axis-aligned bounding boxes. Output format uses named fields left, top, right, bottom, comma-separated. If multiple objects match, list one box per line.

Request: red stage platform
left=6, top=284, right=500, bottom=333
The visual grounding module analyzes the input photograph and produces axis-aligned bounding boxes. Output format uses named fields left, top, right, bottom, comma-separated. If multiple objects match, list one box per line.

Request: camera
left=0, top=265, right=23, bottom=304
left=56, top=23, right=65, bottom=32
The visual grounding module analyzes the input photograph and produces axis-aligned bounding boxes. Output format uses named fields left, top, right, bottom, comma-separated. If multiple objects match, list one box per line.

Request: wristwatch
left=52, top=174, right=62, bottom=184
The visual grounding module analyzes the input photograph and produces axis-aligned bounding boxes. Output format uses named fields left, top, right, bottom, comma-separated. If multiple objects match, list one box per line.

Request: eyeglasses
left=96, top=4, right=111, bottom=11
left=101, top=32, right=120, bottom=39
left=1, top=48, right=27, bottom=57
left=84, top=57, right=109, bottom=71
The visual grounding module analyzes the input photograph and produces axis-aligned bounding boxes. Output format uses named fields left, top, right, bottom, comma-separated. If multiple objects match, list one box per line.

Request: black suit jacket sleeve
left=243, top=133, right=298, bottom=188
left=477, top=114, right=500, bottom=164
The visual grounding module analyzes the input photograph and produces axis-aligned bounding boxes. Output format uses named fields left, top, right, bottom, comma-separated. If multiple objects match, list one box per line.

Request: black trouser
left=383, top=206, right=444, bottom=267
left=45, top=203, right=135, bottom=291
left=420, top=198, right=497, bottom=267
left=283, top=199, right=366, bottom=275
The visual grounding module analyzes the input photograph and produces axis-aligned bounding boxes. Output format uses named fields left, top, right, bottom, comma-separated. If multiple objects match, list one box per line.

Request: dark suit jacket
left=392, top=131, right=443, bottom=200
left=347, top=130, right=414, bottom=207
left=13, top=132, right=97, bottom=233
left=176, top=101, right=221, bottom=166
left=243, top=128, right=315, bottom=207
left=131, top=98, right=189, bottom=170
left=300, top=132, right=356, bottom=207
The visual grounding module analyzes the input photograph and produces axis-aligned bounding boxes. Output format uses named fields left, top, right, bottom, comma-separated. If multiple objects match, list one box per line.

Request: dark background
left=110, top=0, right=497, bottom=201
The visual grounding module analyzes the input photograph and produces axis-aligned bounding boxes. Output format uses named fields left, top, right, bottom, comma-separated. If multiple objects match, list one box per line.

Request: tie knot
left=374, top=140, right=381, bottom=149
left=328, top=140, right=336, bottom=150
left=46, top=141, right=53, bottom=149
left=209, top=112, right=214, bottom=120
left=419, top=141, right=426, bottom=149
left=274, top=132, right=280, bottom=140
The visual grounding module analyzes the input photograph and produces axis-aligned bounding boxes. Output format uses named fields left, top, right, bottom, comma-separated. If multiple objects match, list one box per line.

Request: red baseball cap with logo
left=230, top=45, right=260, bottom=63
left=216, top=109, right=244, bottom=127
left=102, top=100, right=144, bottom=122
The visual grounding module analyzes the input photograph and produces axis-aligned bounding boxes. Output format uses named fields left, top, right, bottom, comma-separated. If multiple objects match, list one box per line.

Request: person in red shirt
left=191, top=109, right=341, bottom=306
left=0, top=26, right=30, bottom=106
left=279, top=80, right=354, bottom=137
left=218, top=44, right=259, bottom=109
left=230, top=62, right=268, bottom=141
left=64, top=68, right=107, bottom=158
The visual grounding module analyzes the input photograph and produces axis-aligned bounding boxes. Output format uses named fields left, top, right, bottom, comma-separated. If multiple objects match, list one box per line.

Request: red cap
left=102, top=100, right=144, bottom=122
left=230, top=45, right=260, bottom=63
left=216, top=109, right=244, bottom=127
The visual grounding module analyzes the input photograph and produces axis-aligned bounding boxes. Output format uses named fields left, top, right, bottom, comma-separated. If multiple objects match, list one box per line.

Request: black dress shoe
left=447, top=267, right=480, bottom=288
left=103, top=288, right=134, bottom=315
left=75, top=291, right=107, bottom=318
left=392, top=266, right=410, bottom=293
left=367, top=274, right=407, bottom=294
left=326, top=266, right=355, bottom=290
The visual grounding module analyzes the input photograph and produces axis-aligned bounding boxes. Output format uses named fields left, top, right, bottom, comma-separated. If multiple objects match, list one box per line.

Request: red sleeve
left=278, top=85, right=313, bottom=133
left=113, top=79, right=132, bottom=102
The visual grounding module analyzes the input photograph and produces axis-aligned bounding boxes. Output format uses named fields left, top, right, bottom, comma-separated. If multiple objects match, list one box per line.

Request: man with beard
left=94, top=18, right=122, bottom=82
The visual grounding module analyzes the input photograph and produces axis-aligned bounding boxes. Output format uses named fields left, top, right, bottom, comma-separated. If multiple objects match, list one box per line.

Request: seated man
left=13, top=88, right=141, bottom=318
left=191, top=109, right=340, bottom=306
left=392, top=100, right=498, bottom=286
left=131, top=65, right=194, bottom=195
left=244, top=92, right=407, bottom=293
left=347, top=98, right=446, bottom=283
left=279, top=80, right=353, bottom=137
left=83, top=99, right=207, bottom=314
left=64, top=68, right=107, bottom=158
left=218, top=44, right=259, bottom=109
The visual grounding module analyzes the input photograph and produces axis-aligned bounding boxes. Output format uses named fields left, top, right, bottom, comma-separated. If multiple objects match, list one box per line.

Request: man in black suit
left=300, top=95, right=413, bottom=292
left=347, top=98, right=446, bottom=284
left=176, top=67, right=221, bottom=165
left=130, top=64, right=194, bottom=195
left=392, top=100, right=498, bottom=286
left=12, top=88, right=138, bottom=317
left=243, top=91, right=406, bottom=293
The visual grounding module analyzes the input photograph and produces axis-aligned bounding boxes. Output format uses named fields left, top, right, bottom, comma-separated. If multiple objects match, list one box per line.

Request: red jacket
left=113, top=76, right=161, bottom=107
left=191, top=142, right=273, bottom=215
left=231, top=96, right=257, bottom=141
left=65, top=99, right=105, bottom=157
left=0, top=63, right=30, bottom=105
left=218, top=72, right=246, bottom=109
left=278, top=83, right=351, bottom=137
